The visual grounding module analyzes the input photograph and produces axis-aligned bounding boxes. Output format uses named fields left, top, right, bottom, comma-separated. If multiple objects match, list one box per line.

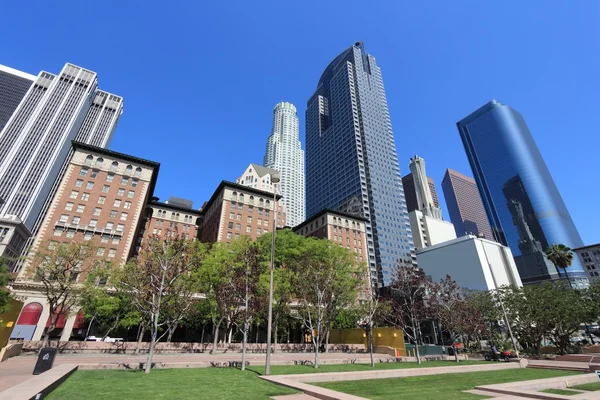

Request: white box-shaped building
left=416, top=235, right=523, bottom=290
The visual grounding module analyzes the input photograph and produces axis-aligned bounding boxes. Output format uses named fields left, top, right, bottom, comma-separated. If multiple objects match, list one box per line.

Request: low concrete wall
left=0, top=342, right=23, bottom=362
left=20, top=340, right=366, bottom=354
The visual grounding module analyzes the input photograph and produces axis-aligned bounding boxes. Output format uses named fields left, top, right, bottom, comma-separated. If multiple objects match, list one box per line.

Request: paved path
left=0, top=351, right=386, bottom=392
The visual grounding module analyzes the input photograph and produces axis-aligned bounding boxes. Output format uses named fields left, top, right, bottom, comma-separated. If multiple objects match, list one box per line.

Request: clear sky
left=1, top=1, right=598, bottom=244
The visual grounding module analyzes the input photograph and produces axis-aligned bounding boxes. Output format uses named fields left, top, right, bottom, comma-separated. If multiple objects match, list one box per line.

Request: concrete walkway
left=0, top=351, right=387, bottom=392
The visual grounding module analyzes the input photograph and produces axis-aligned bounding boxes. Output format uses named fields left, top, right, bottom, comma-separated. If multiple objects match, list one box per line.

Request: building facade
left=442, top=168, right=494, bottom=240
left=417, top=235, right=523, bottom=291
left=140, top=199, right=201, bottom=244
left=402, top=174, right=439, bottom=214
left=11, top=142, right=159, bottom=341
left=305, top=42, right=414, bottom=287
left=198, top=181, right=283, bottom=244
left=236, top=163, right=287, bottom=227
left=0, top=63, right=123, bottom=269
left=573, top=244, right=600, bottom=282
left=0, top=64, right=35, bottom=133
left=408, top=211, right=456, bottom=250
left=263, top=102, right=305, bottom=227
left=457, top=100, right=586, bottom=286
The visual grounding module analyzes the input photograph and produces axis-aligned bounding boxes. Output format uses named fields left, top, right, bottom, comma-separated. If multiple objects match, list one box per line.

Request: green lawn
left=246, top=360, right=487, bottom=375
left=571, top=381, right=600, bottom=391
left=316, top=369, right=581, bottom=400
left=46, top=368, right=297, bottom=400
left=541, top=388, right=579, bottom=396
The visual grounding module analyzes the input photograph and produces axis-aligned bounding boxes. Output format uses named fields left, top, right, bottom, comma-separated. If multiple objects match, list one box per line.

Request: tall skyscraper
left=305, top=42, right=414, bottom=287
left=0, top=63, right=122, bottom=268
left=457, top=100, right=586, bottom=286
left=407, top=156, right=442, bottom=220
left=263, top=102, right=305, bottom=227
left=0, top=65, right=35, bottom=133
left=402, top=173, right=439, bottom=214
left=442, top=168, right=494, bottom=240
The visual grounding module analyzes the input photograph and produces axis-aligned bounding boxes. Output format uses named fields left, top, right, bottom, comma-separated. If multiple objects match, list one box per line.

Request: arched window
left=84, top=155, right=93, bottom=166
left=125, top=165, right=133, bottom=175
left=134, top=167, right=142, bottom=177
left=249, top=195, right=254, bottom=203
left=266, top=200, right=270, bottom=206
left=259, top=198, right=264, bottom=205
left=110, top=161, right=118, bottom=172
left=232, top=191, right=237, bottom=201
left=95, top=157, right=104, bottom=167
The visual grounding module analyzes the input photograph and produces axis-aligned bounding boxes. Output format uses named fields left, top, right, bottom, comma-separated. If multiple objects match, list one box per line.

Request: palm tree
left=545, top=244, right=574, bottom=288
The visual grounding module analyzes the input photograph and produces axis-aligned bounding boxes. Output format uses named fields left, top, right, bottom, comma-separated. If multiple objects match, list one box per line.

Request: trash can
left=33, top=348, right=57, bottom=375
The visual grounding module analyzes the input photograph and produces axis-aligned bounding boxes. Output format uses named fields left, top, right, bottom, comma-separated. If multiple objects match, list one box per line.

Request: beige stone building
left=140, top=199, right=202, bottom=244
left=10, top=141, right=159, bottom=342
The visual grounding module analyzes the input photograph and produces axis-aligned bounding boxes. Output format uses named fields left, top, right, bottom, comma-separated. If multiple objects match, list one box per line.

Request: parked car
left=84, top=336, right=123, bottom=343
left=103, top=337, right=123, bottom=343
left=85, top=336, right=102, bottom=342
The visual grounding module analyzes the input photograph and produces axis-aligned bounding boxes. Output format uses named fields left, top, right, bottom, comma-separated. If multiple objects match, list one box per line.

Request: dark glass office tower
left=305, top=42, right=414, bottom=287
left=457, top=100, right=586, bottom=286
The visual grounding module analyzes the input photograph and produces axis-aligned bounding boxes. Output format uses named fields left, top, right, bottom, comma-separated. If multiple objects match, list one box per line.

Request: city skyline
left=1, top=2, right=597, bottom=245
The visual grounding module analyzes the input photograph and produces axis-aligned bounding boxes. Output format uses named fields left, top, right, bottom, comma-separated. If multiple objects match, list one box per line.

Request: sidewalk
left=0, top=351, right=386, bottom=392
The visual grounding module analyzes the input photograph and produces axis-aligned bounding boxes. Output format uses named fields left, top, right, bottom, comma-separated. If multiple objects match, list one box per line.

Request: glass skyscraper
left=457, top=100, right=586, bottom=286
left=305, top=42, right=414, bottom=287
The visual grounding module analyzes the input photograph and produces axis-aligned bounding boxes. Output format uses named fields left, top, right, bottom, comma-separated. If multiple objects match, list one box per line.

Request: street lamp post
left=265, top=173, right=280, bottom=376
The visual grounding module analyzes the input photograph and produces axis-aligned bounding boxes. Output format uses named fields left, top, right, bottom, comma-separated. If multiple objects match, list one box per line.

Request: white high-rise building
left=263, top=102, right=305, bottom=227
left=0, top=63, right=122, bottom=269
left=406, top=155, right=456, bottom=250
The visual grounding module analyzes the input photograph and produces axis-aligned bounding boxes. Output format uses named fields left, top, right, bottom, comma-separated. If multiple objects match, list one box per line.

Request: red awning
left=46, top=310, right=68, bottom=329
left=16, top=303, right=43, bottom=325
left=73, top=312, right=86, bottom=329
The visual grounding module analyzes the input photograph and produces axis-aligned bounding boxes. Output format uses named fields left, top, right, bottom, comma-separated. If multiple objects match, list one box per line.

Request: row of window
left=226, top=222, right=269, bottom=234
left=57, top=214, right=125, bottom=231
left=155, top=209, right=196, bottom=223
left=228, top=213, right=270, bottom=226
left=230, top=192, right=272, bottom=206
left=151, top=228, right=192, bottom=239
left=53, top=228, right=121, bottom=245
left=74, top=180, right=136, bottom=197
left=229, top=202, right=271, bottom=215
left=80, top=167, right=139, bottom=187
left=83, top=155, right=142, bottom=177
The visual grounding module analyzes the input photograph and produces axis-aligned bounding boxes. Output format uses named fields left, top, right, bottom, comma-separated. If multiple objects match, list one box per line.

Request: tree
left=29, top=241, right=106, bottom=348
left=545, top=244, right=575, bottom=288
left=0, top=260, right=12, bottom=318
left=290, top=237, right=362, bottom=368
left=118, top=234, right=204, bottom=374
left=384, top=266, right=434, bottom=364
left=465, top=290, right=503, bottom=338
left=257, top=230, right=302, bottom=353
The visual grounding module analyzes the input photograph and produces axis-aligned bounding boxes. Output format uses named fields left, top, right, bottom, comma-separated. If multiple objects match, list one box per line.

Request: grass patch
left=246, top=360, right=488, bottom=375
left=46, top=368, right=297, bottom=400
left=570, top=381, right=600, bottom=391
left=317, top=369, right=580, bottom=400
left=540, top=388, right=579, bottom=396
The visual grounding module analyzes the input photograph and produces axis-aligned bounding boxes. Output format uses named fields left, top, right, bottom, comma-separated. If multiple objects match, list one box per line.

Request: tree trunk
left=273, top=319, right=278, bottom=354
left=85, top=315, right=96, bottom=339
left=211, top=316, right=225, bottom=354
left=325, top=328, right=330, bottom=353
left=227, top=325, right=233, bottom=344
left=454, top=340, right=459, bottom=363
left=369, top=323, right=374, bottom=367
left=414, top=340, right=421, bottom=364
left=200, top=325, right=205, bottom=345
left=241, top=320, right=248, bottom=371
left=146, top=268, right=167, bottom=374
left=255, top=324, right=259, bottom=343
left=313, top=333, right=320, bottom=368
left=563, top=268, right=573, bottom=289
left=102, top=316, right=121, bottom=341
left=166, top=323, right=177, bottom=343
left=134, top=324, right=145, bottom=355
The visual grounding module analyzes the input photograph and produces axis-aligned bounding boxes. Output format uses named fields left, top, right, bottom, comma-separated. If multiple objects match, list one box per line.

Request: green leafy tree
left=117, top=234, right=204, bottom=374
left=545, top=244, right=575, bottom=288
left=290, top=237, right=362, bottom=368
left=29, top=241, right=107, bottom=348
left=0, top=259, right=12, bottom=318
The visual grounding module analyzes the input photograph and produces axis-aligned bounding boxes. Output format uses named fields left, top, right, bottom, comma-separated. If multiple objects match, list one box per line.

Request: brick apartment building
left=10, top=141, right=159, bottom=342
left=199, top=181, right=283, bottom=244
left=139, top=198, right=202, bottom=245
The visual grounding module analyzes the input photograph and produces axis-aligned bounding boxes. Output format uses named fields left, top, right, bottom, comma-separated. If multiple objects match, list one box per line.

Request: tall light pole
left=265, top=172, right=280, bottom=376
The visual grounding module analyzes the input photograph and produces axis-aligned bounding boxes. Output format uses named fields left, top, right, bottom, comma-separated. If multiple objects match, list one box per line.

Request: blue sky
left=1, top=1, right=598, bottom=243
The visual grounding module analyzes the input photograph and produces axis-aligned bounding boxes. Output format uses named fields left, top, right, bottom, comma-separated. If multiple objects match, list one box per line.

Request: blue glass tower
left=457, top=100, right=586, bottom=285
left=305, top=42, right=414, bottom=287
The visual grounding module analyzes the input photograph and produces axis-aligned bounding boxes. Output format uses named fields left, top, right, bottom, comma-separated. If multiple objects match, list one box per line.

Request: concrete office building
left=442, top=168, right=495, bottom=240
left=402, top=173, right=439, bottom=214
left=574, top=244, right=600, bottom=282
left=457, top=100, right=586, bottom=286
left=263, top=102, right=305, bottom=227
left=417, top=235, right=523, bottom=291
left=198, top=181, right=283, bottom=244
left=0, top=63, right=123, bottom=270
left=305, top=42, right=414, bottom=287
left=11, top=142, right=159, bottom=341
left=0, top=64, right=35, bottom=133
